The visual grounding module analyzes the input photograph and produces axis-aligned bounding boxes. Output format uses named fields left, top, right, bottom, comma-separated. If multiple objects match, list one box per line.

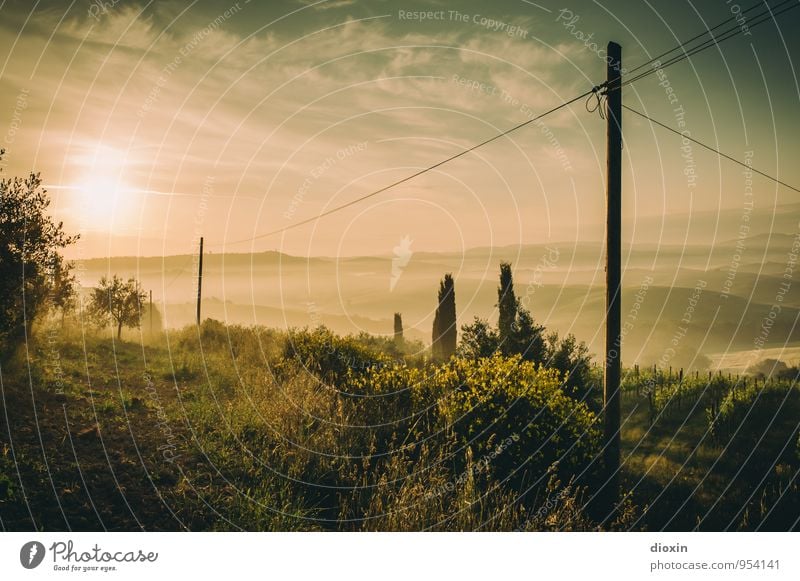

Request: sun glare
left=74, top=145, right=136, bottom=226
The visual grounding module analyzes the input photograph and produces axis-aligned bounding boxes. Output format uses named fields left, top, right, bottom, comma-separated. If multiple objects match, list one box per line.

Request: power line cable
left=220, top=86, right=602, bottom=245
left=625, top=0, right=793, bottom=77
left=625, top=1, right=796, bottom=84
left=620, top=0, right=799, bottom=89
left=623, top=104, right=800, bottom=194
left=216, top=1, right=799, bottom=246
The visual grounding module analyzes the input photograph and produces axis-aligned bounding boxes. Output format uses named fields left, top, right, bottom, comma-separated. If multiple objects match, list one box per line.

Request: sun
left=79, top=174, right=130, bottom=223
left=74, top=146, right=136, bottom=226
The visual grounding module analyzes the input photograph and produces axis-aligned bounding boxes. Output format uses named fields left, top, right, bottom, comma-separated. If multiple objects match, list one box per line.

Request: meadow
left=1, top=319, right=797, bottom=531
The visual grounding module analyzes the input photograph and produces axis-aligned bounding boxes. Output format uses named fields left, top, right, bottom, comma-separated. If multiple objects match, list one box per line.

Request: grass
left=0, top=320, right=797, bottom=531
left=619, top=370, right=800, bottom=530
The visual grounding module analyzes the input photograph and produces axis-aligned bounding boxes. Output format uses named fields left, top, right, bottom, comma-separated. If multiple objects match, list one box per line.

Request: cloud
left=299, top=0, right=358, bottom=11
left=0, top=1, right=612, bottom=255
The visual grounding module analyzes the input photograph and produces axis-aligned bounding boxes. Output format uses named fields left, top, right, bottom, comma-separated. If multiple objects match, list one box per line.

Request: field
left=1, top=320, right=798, bottom=531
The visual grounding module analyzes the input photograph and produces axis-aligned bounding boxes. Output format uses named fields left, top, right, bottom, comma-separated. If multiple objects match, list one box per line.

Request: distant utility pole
left=604, top=41, right=623, bottom=508
left=196, top=236, right=204, bottom=325
left=149, top=289, right=153, bottom=335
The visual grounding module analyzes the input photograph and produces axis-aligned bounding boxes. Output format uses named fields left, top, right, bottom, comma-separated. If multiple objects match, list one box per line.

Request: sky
left=1, top=0, right=799, bottom=259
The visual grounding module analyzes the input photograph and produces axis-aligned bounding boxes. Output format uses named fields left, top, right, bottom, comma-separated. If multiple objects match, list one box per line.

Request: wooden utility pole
left=149, top=289, right=153, bottom=335
left=603, top=41, right=623, bottom=508
left=196, top=236, right=204, bottom=325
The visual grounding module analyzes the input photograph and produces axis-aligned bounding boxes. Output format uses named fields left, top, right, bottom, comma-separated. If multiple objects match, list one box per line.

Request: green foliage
left=457, top=316, right=499, bottom=359
left=509, top=307, right=547, bottom=363
left=747, top=358, right=797, bottom=380
left=393, top=312, right=403, bottom=345
left=49, top=262, right=78, bottom=322
left=14, top=320, right=800, bottom=531
left=88, top=275, right=147, bottom=339
left=458, top=264, right=588, bottom=400
left=0, top=151, right=78, bottom=350
left=708, top=379, right=800, bottom=450
left=458, top=308, right=548, bottom=365
left=497, top=262, right=517, bottom=348
left=432, top=273, right=456, bottom=360
left=281, top=326, right=392, bottom=390
left=651, top=375, right=714, bottom=419
left=180, top=318, right=270, bottom=357
left=173, top=326, right=605, bottom=529
left=0, top=445, right=16, bottom=503
left=621, top=368, right=798, bottom=436
left=496, top=262, right=547, bottom=362
left=435, top=353, right=601, bottom=486
left=11, top=319, right=800, bottom=531
left=351, top=330, right=425, bottom=363
left=543, top=331, right=591, bottom=400
left=621, top=367, right=728, bottom=423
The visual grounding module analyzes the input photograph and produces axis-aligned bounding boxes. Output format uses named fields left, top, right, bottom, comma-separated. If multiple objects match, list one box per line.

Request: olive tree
left=89, top=275, right=146, bottom=339
left=0, top=149, right=78, bottom=349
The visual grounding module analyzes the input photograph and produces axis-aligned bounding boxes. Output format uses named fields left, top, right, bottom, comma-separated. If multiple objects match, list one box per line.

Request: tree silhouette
left=432, top=308, right=441, bottom=359
left=544, top=331, right=592, bottom=400
left=497, top=262, right=517, bottom=352
left=433, top=274, right=456, bottom=360
left=509, top=307, right=546, bottom=363
left=748, top=358, right=791, bottom=380
left=496, top=263, right=545, bottom=361
left=394, top=312, right=403, bottom=346
left=89, top=275, right=146, bottom=339
left=458, top=263, right=546, bottom=363
left=50, top=262, right=78, bottom=325
left=457, top=316, right=498, bottom=359
left=0, top=150, right=78, bottom=349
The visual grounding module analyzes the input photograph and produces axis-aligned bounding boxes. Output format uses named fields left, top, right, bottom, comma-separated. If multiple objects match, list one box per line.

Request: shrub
left=709, top=379, right=800, bottom=459
left=433, top=353, right=601, bottom=488
left=281, top=327, right=390, bottom=390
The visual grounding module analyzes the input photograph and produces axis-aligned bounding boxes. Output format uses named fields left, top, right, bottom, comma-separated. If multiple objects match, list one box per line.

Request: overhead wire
left=220, top=86, right=603, bottom=245
left=619, top=0, right=799, bottom=89
left=624, top=0, right=794, bottom=77
left=216, top=0, right=799, bottom=247
left=623, top=104, right=800, bottom=194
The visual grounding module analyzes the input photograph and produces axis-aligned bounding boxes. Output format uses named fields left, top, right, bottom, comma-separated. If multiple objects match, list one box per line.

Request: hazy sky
left=1, top=0, right=798, bottom=259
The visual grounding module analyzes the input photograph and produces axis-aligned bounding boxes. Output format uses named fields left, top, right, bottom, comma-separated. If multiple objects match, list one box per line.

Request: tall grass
left=160, top=322, right=608, bottom=530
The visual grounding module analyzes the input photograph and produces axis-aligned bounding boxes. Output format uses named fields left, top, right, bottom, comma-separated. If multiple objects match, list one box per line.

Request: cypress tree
left=497, top=262, right=517, bottom=352
left=394, top=312, right=403, bottom=346
left=437, top=274, right=457, bottom=359
left=432, top=308, right=441, bottom=359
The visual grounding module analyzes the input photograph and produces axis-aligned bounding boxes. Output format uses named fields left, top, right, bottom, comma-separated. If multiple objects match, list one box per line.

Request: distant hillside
left=74, top=233, right=800, bottom=367
left=621, top=202, right=800, bottom=246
